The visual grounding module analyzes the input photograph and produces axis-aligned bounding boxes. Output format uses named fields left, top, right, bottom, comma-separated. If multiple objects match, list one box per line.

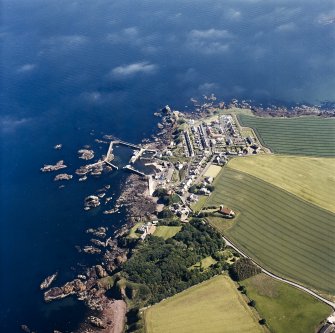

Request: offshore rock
left=54, top=173, right=73, bottom=181
left=84, top=195, right=100, bottom=210
left=40, top=160, right=67, bottom=172
left=40, top=272, right=58, bottom=290
left=78, top=149, right=94, bottom=160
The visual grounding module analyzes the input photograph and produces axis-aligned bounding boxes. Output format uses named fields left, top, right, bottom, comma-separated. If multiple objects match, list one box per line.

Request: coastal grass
left=127, top=223, right=142, bottom=239
left=203, top=164, right=222, bottom=178
left=205, top=167, right=335, bottom=294
left=240, top=273, right=332, bottom=333
left=153, top=226, right=182, bottom=240
left=190, top=256, right=217, bottom=270
left=228, top=155, right=335, bottom=213
left=237, top=115, right=335, bottom=156
left=144, top=275, right=264, bottom=333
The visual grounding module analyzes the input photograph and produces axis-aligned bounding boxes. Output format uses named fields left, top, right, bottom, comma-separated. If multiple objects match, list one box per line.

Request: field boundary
left=221, top=233, right=335, bottom=310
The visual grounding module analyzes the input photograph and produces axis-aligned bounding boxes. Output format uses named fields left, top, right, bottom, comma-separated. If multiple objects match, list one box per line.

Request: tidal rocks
left=40, top=160, right=67, bottom=172
left=44, top=279, right=86, bottom=302
left=88, top=316, right=107, bottom=329
left=54, top=144, right=62, bottom=150
left=84, top=195, right=100, bottom=210
left=54, top=173, right=73, bottom=181
left=40, top=272, right=58, bottom=290
left=83, top=246, right=101, bottom=254
left=78, top=149, right=95, bottom=160
left=91, top=239, right=106, bottom=247
left=76, top=166, right=90, bottom=176
left=86, top=227, right=107, bottom=238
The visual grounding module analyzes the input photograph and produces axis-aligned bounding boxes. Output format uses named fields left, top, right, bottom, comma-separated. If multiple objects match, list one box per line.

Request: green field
left=144, top=275, right=264, bottom=333
left=205, top=168, right=335, bottom=294
left=153, top=226, right=182, bottom=240
left=238, top=115, right=335, bottom=156
left=228, top=155, right=335, bottom=213
left=190, top=256, right=217, bottom=270
left=241, top=274, right=331, bottom=333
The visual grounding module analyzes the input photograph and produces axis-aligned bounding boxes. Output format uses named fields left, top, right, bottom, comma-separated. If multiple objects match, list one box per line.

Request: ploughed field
left=241, top=274, right=331, bottom=333
left=237, top=115, right=335, bottom=156
left=205, top=168, right=335, bottom=294
left=228, top=155, right=335, bottom=213
left=144, top=275, right=263, bottom=333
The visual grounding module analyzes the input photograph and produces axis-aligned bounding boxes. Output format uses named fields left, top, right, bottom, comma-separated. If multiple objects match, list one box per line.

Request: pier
left=123, top=165, right=147, bottom=177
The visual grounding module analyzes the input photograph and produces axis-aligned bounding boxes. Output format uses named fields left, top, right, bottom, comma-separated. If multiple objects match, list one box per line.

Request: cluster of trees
left=122, top=219, right=226, bottom=305
left=229, top=258, right=261, bottom=281
left=189, top=183, right=215, bottom=194
left=153, top=188, right=181, bottom=206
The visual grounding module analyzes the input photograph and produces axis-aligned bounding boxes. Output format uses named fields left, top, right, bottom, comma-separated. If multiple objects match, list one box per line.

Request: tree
left=259, top=319, right=266, bottom=325
left=248, top=300, right=256, bottom=307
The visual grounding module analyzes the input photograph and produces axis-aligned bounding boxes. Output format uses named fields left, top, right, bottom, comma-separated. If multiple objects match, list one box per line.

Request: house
left=189, top=193, right=199, bottom=202
left=199, top=187, right=211, bottom=196
left=219, top=205, right=235, bottom=218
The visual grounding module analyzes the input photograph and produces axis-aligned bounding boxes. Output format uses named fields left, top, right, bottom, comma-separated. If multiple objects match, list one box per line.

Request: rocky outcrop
left=84, top=195, right=100, bottom=210
left=40, top=160, right=67, bottom=172
left=88, top=316, right=107, bottom=329
left=40, top=272, right=58, bottom=290
left=54, top=173, right=73, bottom=181
left=78, top=149, right=94, bottom=160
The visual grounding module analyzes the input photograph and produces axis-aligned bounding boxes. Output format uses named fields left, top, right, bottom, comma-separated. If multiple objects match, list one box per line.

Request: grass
left=228, top=155, right=335, bottom=213
left=153, top=226, right=182, bottom=240
left=203, top=165, right=222, bottom=178
left=205, top=167, right=335, bottom=294
left=127, top=222, right=142, bottom=239
left=191, top=195, right=208, bottom=212
left=241, top=273, right=332, bottom=333
left=237, top=115, right=335, bottom=156
left=144, top=275, right=264, bottom=333
left=190, top=256, right=217, bottom=270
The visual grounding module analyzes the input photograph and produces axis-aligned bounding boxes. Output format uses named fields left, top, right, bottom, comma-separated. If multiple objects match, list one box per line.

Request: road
left=222, top=234, right=335, bottom=310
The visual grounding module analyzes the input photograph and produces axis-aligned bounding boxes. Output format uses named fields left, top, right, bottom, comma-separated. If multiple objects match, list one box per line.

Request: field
left=238, top=115, right=335, bottom=156
left=241, top=274, right=331, bottom=333
left=204, top=165, right=222, bottom=178
left=190, top=256, right=217, bottom=270
left=144, top=275, right=264, bottom=333
left=127, top=223, right=142, bottom=239
left=205, top=168, right=335, bottom=294
left=228, top=155, right=335, bottom=213
left=153, top=226, right=182, bottom=240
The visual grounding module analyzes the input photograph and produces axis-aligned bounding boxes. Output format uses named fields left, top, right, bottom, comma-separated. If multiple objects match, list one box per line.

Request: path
left=221, top=234, right=335, bottom=310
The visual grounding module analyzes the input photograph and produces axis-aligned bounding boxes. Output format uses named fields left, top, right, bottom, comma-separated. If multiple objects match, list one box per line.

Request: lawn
left=127, top=222, right=142, bottom=239
left=237, top=115, right=335, bottom=156
left=144, top=275, right=264, bottom=333
left=240, top=273, right=332, bottom=333
left=204, top=165, right=222, bottom=178
left=205, top=167, right=335, bottom=294
left=190, top=256, right=217, bottom=270
left=153, top=226, right=182, bottom=240
left=191, top=195, right=208, bottom=212
left=228, top=155, right=335, bottom=213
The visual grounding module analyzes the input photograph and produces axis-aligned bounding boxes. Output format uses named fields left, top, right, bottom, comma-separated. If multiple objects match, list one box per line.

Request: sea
left=1, top=1, right=334, bottom=332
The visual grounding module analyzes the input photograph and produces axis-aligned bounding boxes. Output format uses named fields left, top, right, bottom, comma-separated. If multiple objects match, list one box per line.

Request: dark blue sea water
left=1, top=1, right=334, bottom=332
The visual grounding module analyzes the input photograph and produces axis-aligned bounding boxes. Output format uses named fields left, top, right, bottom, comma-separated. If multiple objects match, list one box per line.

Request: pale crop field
left=204, top=165, right=222, bottom=178
left=144, top=275, right=264, bottom=333
left=228, top=155, right=335, bottom=213
left=206, top=168, right=335, bottom=294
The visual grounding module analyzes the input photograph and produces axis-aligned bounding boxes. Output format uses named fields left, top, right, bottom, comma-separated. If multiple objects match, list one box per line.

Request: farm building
left=219, top=205, right=235, bottom=218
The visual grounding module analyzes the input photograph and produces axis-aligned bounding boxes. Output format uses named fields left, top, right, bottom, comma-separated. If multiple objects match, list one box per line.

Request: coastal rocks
left=40, top=160, right=67, bottom=172
left=78, top=149, right=95, bottom=160
left=95, top=265, right=107, bottom=278
left=54, top=173, right=73, bottom=181
left=83, top=246, right=101, bottom=254
left=76, top=166, right=90, bottom=176
left=91, top=239, right=106, bottom=247
left=44, top=279, right=86, bottom=302
left=86, top=227, right=107, bottom=239
left=84, top=195, right=100, bottom=210
left=40, top=272, right=58, bottom=290
left=54, top=144, right=62, bottom=150
left=88, top=316, right=107, bottom=329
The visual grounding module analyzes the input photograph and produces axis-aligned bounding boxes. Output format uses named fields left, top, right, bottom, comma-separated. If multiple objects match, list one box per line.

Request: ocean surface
left=1, top=1, right=334, bottom=332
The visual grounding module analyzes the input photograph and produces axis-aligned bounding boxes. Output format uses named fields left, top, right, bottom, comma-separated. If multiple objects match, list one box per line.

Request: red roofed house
left=219, top=205, right=235, bottom=218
